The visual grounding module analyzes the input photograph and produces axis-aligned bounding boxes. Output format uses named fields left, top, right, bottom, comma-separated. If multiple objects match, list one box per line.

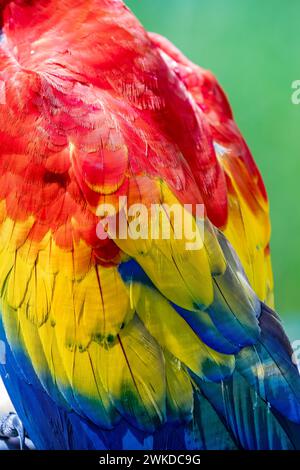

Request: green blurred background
left=127, top=0, right=300, bottom=339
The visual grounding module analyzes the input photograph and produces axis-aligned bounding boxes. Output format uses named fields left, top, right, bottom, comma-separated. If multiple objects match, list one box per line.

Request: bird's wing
left=149, top=33, right=273, bottom=306
left=0, top=0, right=298, bottom=449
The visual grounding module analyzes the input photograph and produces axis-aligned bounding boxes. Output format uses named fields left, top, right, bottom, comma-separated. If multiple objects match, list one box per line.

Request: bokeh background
left=127, top=0, right=300, bottom=340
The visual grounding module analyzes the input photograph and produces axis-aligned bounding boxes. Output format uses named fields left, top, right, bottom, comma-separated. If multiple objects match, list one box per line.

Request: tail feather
left=195, top=371, right=296, bottom=449
left=190, top=302, right=300, bottom=449
left=237, top=304, right=300, bottom=423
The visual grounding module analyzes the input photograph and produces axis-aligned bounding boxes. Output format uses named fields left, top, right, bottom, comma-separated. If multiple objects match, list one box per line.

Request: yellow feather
left=6, top=253, right=33, bottom=310
left=0, top=217, right=35, bottom=251
left=136, top=285, right=235, bottom=380
left=114, top=181, right=214, bottom=310
left=165, top=351, right=194, bottom=421
left=96, top=316, right=166, bottom=431
left=0, top=250, right=15, bottom=296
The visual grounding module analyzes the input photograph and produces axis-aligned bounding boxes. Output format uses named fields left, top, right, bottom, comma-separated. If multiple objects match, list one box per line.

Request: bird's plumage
left=0, top=0, right=298, bottom=449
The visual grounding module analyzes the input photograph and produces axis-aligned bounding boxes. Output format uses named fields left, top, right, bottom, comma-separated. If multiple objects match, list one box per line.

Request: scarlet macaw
left=0, top=0, right=299, bottom=450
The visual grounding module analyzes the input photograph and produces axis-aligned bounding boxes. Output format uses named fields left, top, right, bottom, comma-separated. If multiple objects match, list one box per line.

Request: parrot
left=0, top=0, right=299, bottom=450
